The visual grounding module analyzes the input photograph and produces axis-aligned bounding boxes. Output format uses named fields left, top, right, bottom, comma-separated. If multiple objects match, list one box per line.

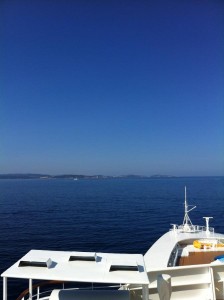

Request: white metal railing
left=171, top=224, right=214, bottom=234
left=167, top=244, right=180, bottom=267
left=19, top=283, right=126, bottom=300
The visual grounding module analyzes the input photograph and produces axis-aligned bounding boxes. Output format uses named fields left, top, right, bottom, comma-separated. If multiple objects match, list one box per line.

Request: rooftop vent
left=69, top=255, right=96, bottom=262
left=19, top=258, right=52, bottom=268
left=109, top=265, right=139, bottom=272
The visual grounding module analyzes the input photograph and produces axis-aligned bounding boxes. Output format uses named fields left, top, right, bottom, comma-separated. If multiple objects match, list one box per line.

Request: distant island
left=0, top=173, right=176, bottom=180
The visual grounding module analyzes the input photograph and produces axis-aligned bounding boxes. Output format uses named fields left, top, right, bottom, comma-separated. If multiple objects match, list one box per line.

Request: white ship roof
left=1, top=249, right=149, bottom=285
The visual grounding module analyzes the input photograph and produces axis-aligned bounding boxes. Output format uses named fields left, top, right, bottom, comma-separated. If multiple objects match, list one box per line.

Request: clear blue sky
left=1, top=0, right=224, bottom=176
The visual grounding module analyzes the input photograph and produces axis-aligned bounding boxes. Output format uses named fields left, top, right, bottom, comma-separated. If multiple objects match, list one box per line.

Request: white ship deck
left=144, top=229, right=224, bottom=271
left=2, top=249, right=149, bottom=284
left=1, top=250, right=150, bottom=300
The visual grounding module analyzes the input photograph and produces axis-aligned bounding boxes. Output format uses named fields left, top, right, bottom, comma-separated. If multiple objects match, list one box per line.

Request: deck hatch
left=69, top=255, right=96, bottom=262
left=109, top=265, right=139, bottom=272
left=19, top=261, right=48, bottom=268
left=19, top=258, right=52, bottom=268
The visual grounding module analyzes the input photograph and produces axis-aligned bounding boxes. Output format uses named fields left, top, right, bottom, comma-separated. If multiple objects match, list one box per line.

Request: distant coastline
left=0, top=173, right=175, bottom=180
left=0, top=174, right=222, bottom=180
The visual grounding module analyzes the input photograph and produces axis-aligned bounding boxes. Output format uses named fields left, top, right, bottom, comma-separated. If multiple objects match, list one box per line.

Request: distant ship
left=2, top=187, right=224, bottom=300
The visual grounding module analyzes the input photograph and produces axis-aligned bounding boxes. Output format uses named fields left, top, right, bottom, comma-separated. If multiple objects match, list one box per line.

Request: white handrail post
left=157, top=274, right=172, bottom=300
left=3, top=277, right=7, bottom=300
left=29, top=278, right=32, bottom=300
left=37, top=286, right=40, bottom=300
left=142, top=284, right=149, bottom=300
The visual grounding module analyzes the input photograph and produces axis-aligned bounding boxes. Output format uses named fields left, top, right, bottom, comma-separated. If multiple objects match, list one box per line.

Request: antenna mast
left=182, top=186, right=196, bottom=227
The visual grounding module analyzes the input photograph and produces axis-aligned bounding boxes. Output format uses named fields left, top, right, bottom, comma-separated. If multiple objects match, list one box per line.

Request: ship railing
left=167, top=244, right=181, bottom=267
left=16, top=281, right=126, bottom=300
left=170, top=224, right=214, bottom=234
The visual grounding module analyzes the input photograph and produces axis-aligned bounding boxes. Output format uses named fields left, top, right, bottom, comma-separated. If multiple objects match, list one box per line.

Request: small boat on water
left=2, top=187, right=224, bottom=300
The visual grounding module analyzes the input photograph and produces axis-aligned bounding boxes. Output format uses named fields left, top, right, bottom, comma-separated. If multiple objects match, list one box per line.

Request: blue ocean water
left=0, top=177, right=224, bottom=299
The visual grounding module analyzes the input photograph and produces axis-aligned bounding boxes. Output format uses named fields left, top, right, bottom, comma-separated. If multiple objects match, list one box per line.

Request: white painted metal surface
left=1, top=250, right=149, bottom=285
left=1, top=250, right=149, bottom=300
left=144, top=228, right=224, bottom=271
left=3, top=277, right=7, bottom=300
left=157, top=274, right=171, bottom=300
left=49, top=289, right=130, bottom=300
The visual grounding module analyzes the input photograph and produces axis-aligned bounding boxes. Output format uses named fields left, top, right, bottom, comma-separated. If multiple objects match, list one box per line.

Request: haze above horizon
left=1, top=0, right=224, bottom=176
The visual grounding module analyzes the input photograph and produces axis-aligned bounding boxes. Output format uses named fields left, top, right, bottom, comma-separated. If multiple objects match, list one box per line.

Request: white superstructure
left=2, top=250, right=149, bottom=300
left=142, top=187, right=224, bottom=300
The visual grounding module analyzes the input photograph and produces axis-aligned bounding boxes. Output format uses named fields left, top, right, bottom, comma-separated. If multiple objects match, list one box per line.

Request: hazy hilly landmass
left=0, top=174, right=176, bottom=180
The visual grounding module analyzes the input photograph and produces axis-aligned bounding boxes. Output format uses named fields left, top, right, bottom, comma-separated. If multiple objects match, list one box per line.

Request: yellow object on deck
left=193, top=240, right=224, bottom=249
left=193, top=240, right=211, bottom=249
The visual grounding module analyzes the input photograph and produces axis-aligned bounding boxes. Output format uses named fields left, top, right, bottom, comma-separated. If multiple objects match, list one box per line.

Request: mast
left=182, top=186, right=196, bottom=228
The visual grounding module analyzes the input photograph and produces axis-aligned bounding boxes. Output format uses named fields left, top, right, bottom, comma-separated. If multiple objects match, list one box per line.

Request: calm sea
left=0, top=177, right=224, bottom=299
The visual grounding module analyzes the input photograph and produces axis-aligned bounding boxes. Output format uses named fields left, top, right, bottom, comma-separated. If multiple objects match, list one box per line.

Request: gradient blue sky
left=1, top=0, right=224, bottom=176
